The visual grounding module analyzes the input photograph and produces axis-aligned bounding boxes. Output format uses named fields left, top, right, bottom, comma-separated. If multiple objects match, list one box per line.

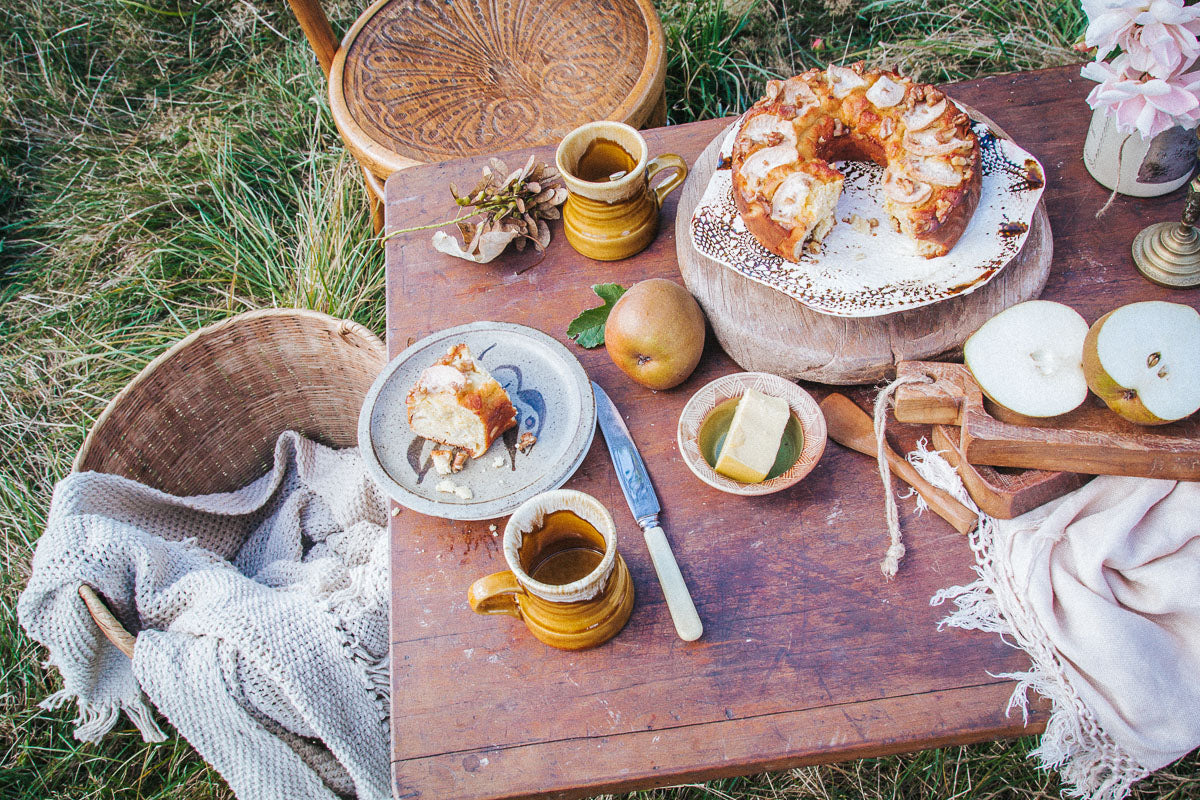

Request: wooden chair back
left=285, top=0, right=338, bottom=77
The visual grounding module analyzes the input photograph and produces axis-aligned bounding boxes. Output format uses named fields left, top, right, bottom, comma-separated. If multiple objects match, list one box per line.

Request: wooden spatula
left=820, top=393, right=977, bottom=535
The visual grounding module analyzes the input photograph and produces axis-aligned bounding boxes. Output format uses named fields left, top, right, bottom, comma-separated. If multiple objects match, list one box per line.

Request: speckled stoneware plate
left=677, top=372, right=827, bottom=496
left=358, top=322, right=595, bottom=520
left=689, top=114, right=1046, bottom=318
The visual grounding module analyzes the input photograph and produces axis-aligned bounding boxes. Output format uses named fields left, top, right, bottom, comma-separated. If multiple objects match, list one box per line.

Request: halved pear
left=963, top=300, right=1089, bottom=418
left=1082, top=301, right=1200, bottom=426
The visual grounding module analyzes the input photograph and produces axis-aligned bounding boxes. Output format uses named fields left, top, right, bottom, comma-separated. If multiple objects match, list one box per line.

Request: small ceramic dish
left=677, top=372, right=827, bottom=496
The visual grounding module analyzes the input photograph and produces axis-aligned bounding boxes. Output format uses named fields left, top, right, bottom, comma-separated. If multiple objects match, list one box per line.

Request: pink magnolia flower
left=1084, top=0, right=1200, bottom=77
left=1129, top=0, right=1200, bottom=77
left=1083, top=55, right=1200, bottom=138
left=1083, top=0, right=1145, bottom=57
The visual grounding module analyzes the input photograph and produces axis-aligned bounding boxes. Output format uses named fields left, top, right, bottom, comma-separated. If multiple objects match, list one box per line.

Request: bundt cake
left=731, top=63, right=981, bottom=260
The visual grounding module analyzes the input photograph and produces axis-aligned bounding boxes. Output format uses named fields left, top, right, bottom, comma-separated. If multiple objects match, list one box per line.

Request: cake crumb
left=488, top=524, right=497, bottom=532
left=431, top=447, right=468, bottom=474
left=492, top=456, right=505, bottom=468
left=430, top=449, right=454, bottom=475
left=517, top=432, right=537, bottom=453
left=435, top=479, right=473, bottom=500
left=848, top=214, right=877, bottom=235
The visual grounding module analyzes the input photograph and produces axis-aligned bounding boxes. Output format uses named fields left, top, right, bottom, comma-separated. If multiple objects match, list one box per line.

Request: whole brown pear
left=604, top=278, right=706, bottom=390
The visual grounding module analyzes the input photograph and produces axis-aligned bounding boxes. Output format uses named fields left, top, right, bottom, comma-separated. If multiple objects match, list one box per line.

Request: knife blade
left=592, top=381, right=703, bottom=642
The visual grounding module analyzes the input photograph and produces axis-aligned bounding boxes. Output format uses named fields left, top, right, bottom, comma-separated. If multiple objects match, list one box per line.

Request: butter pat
left=714, top=388, right=791, bottom=483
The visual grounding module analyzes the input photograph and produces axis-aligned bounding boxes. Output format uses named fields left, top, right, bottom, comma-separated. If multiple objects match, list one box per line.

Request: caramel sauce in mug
left=521, top=510, right=607, bottom=586
left=575, top=137, right=636, bottom=183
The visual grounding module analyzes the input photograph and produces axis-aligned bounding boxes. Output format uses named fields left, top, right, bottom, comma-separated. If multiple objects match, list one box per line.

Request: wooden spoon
left=820, top=393, right=977, bottom=535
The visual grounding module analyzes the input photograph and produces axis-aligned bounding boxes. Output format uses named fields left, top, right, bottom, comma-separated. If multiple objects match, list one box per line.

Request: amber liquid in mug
left=523, top=510, right=606, bottom=586
left=575, top=138, right=637, bottom=183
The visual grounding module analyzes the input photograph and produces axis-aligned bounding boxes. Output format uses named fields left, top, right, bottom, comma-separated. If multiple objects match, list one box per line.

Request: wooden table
left=384, top=64, right=1197, bottom=800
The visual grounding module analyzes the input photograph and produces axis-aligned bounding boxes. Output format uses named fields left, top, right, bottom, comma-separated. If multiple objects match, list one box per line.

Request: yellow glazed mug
left=555, top=121, right=688, bottom=261
left=467, top=489, right=634, bottom=650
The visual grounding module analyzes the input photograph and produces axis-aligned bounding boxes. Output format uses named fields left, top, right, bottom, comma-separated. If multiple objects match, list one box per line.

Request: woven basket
left=73, top=308, right=386, bottom=496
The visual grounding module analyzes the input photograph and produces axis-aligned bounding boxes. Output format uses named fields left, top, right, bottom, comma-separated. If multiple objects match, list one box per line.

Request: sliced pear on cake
left=1082, top=301, right=1200, bottom=426
left=963, top=300, right=1089, bottom=419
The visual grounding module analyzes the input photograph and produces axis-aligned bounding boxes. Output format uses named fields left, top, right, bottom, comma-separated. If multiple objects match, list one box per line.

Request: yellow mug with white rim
left=555, top=121, right=688, bottom=261
left=467, top=489, right=634, bottom=650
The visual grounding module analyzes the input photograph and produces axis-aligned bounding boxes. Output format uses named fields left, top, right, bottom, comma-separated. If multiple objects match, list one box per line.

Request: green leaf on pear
left=567, top=283, right=627, bottom=348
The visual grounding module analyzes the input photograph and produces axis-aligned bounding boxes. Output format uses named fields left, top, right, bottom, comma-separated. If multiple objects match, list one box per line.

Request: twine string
left=873, top=373, right=933, bottom=579
left=1096, top=132, right=1131, bottom=218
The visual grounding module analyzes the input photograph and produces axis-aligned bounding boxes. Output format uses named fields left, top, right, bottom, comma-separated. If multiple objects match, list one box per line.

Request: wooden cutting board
left=674, top=112, right=1053, bottom=386
left=893, top=361, right=1200, bottom=480
left=929, top=424, right=1090, bottom=519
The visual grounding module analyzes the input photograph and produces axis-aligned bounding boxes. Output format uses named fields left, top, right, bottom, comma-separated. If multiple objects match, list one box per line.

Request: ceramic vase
left=1083, top=108, right=1198, bottom=197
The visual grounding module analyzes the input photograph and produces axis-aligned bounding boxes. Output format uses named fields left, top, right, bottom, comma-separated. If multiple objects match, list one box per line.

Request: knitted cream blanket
left=911, top=445, right=1200, bottom=800
left=18, top=432, right=391, bottom=800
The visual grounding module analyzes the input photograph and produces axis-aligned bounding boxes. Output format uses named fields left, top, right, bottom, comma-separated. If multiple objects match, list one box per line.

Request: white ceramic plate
left=358, top=322, right=595, bottom=520
left=689, top=113, right=1046, bottom=318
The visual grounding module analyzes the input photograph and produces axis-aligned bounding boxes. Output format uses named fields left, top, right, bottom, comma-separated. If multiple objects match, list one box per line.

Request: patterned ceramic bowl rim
left=677, top=372, right=827, bottom=496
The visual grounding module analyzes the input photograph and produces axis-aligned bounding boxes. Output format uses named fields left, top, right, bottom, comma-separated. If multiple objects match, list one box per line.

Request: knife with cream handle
left=591, top=381, right=703, bottom=641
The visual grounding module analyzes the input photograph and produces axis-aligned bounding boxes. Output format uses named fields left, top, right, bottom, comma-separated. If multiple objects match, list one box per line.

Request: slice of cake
left=406, top=343, right=517, bottom=459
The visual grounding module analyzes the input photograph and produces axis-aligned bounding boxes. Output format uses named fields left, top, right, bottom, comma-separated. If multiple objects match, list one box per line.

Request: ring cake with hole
left=732, top=63, right=981, bottom=260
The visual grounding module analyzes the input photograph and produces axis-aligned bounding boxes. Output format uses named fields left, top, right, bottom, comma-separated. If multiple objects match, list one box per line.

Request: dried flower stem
left=381, top=155, right=568, bottom=262
left=379, top=210, right=481, bottom=242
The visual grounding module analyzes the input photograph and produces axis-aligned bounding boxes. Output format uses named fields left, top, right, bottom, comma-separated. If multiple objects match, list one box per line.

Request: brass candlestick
left=1132, top=172, right=1200, bottom=288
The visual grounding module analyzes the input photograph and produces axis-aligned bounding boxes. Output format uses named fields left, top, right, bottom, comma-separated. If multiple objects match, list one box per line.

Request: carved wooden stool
left=287, top=0, right=667, bottom=230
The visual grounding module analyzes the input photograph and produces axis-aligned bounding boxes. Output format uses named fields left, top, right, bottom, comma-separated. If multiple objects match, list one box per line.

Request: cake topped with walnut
left=731, top=63, right=981, bottom=261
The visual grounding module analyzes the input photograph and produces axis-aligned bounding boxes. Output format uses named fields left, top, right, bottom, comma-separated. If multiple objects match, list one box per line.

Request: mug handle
left=468, top=571, right=523, bottom=618
left=647, top=154, right=689, bottom=207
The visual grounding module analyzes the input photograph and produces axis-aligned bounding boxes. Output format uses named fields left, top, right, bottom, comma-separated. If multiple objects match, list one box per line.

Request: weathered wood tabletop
left=384, top=64, right=1199, bottom=800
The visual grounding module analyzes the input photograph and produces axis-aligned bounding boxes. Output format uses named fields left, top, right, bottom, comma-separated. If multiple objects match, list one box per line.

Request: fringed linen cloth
left=913, top=444, right=1200, bottom=800
left=18, top=432, right=391, bottom=800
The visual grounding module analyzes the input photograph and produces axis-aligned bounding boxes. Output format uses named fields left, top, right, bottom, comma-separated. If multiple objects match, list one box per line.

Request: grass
left=0, top=0, right=1194, bottom=798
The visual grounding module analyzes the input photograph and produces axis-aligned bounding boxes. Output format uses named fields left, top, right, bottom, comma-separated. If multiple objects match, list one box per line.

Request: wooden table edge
left=391, top=680, right=1046, bottom=800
